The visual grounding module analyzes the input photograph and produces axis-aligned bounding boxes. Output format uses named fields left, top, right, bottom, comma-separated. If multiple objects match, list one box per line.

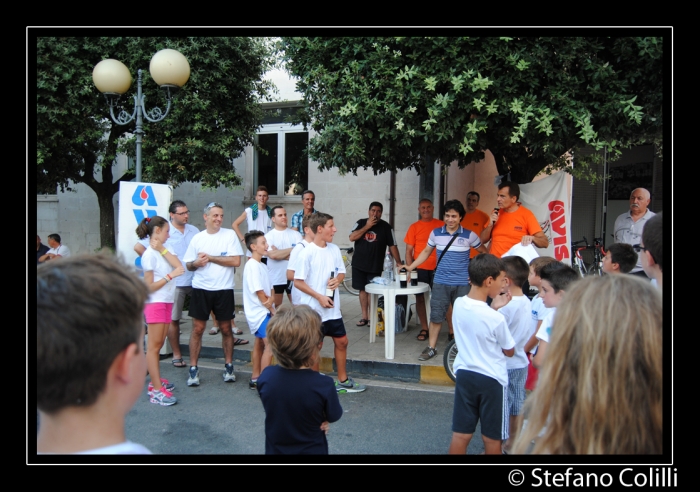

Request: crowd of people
left=36, top=184, right=663, bottom=455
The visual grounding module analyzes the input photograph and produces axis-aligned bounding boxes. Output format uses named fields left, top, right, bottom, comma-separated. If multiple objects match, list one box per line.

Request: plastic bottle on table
left=383, top=252, right=395, bottom=282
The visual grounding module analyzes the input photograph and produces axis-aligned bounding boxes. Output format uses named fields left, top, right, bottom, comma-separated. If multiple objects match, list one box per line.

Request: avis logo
left=548, top=200, right=569, bottom=261
left=132, top=185, right=158, bottom=223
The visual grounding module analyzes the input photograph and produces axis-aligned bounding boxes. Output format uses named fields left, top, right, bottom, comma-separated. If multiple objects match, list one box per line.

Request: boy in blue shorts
left=258, top=305, right=343, bottom=454
left=449, top=254, right=515, bottom=455
left=243, top=231, right=275, bottom=389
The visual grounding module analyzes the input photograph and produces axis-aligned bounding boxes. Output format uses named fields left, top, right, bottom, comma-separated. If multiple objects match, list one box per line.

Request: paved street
left=122, top=358, right=487, bottom=457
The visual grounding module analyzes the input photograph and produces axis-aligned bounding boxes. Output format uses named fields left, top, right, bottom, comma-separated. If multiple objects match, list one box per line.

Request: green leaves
left=281, top=36, right=663, bottom=183
left=37, top=36, right=274, bottom=246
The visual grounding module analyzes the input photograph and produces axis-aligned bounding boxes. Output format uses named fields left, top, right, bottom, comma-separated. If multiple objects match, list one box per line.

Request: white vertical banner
left=117, top=182, right=173, bottom=273
left=518, top=171, right=572, bottom=266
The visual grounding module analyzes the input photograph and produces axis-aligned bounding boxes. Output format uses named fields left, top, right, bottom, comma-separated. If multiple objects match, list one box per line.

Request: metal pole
left=135, top=69, right=144, bottom=183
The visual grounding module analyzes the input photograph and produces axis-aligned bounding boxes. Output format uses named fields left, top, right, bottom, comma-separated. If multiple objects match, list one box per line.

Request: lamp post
left=92, top=49, right=190, bottom=182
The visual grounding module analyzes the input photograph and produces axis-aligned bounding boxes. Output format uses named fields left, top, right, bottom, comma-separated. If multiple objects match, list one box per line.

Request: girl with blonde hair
left=513, top=274, right=663, bottom=454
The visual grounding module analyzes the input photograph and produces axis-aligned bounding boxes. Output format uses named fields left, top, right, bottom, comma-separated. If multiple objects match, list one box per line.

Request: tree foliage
left=37, top=36, right=275, bottom=248
left=281, top=36, right=663, bottom=183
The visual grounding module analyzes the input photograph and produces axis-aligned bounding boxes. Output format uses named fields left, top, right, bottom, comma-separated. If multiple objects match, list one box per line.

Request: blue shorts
left=255, top=313, right=271, bottom=339
left=452, top=369, right=508, bottom=441
left=321, top=318, right=346, bottom=338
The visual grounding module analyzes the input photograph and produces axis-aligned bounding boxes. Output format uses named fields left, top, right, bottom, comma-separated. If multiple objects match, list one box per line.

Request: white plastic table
left=364, top=280, right=431, bottom=360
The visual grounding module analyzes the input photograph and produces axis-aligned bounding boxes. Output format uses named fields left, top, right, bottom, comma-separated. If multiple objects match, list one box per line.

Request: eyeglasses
left=632, top=243, right=647, bottom=253
left=173, top=210, right=190, bottom=216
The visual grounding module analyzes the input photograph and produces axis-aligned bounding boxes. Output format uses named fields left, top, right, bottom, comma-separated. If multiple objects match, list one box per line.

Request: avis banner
left=117, top=182, right=173, bottom=272
left=519, top=171, right=572, bottom=265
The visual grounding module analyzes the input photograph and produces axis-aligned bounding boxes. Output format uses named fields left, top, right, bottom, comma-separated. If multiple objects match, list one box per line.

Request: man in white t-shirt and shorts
left=183, top=202, right=244, bottom=386
left=265, top=206, right=303, bottom=308
left=294, top=213, right=366, bottom=394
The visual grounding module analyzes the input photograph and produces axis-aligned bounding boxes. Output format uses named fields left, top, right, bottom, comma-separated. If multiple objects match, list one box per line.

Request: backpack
left=377, top=296, right=407, bottom=334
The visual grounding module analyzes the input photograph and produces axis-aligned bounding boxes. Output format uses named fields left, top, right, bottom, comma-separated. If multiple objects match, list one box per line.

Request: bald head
left=629, top=188, right=651, bottom=216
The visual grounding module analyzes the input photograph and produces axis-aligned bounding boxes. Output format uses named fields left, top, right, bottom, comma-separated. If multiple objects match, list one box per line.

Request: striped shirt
left=428, top=225, right=482, bottom=286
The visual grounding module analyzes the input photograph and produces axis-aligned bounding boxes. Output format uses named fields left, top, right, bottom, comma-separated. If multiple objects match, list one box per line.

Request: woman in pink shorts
left=136, top=216, right=185, bottom=406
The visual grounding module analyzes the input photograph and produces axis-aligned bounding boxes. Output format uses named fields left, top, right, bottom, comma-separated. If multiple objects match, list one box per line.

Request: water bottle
left=382, top=252, right=394, bottom=282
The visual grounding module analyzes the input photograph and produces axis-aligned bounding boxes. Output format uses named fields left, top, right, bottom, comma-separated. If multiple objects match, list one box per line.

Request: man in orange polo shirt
left=461, top=191, right=490, bottom=259
left=480, top=181, right=548, bottom=258
left=404, top=199, right=444, bottom=342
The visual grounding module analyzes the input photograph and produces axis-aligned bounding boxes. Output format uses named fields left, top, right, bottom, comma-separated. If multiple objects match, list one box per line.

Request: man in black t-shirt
left=349, top=202, right=402, bottom=326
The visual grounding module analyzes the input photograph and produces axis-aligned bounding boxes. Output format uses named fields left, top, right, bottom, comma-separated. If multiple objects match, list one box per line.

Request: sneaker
left=335, top=377, right=366, bottom=394
left=147, top=378, right=175, bottom=396
left=418, top=346, right=438, bottom=361
left=150, top=387, right=177, bottom=406
left=187, top=366, right=200, bottom=386
left=249, top=379, right=257, bottom=390
left=223, top=363, right=236, bottom=382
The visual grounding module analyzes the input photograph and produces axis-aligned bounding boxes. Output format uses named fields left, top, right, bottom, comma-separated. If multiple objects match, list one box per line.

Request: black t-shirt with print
left=351, top=218, right=396, bottom=273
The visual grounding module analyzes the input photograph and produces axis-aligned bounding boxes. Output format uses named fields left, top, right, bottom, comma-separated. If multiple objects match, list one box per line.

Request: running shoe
left=187, top=366, right=200, bottom=386
left=335, top=377, right=366, bottom=393
left=418, top=346, right=438, bottom=361
left=150, top=387, right=177, bottom=406
left=147, top=378, right=175, bottom=396
left=223, top=363, right=236, bottom=383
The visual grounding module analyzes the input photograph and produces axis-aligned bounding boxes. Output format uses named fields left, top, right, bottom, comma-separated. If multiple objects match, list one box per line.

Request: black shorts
left=452, top=369, right=508, bottom=440
left=352, top=266, right=381, bottom=291
left=189, top=288, right=235, bottom=322
left=273, top=281, right=293, bottom=294
left=321, top=318, right=347, bottom=338
left=416, top=269, right=434, bottom=288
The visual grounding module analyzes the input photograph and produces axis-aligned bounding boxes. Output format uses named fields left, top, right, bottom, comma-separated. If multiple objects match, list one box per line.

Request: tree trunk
left=97, top=189, right=116, bottom=250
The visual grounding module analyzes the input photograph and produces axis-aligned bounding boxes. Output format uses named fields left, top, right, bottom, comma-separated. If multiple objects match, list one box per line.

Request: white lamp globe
left=149, top=49, right=190, bottom=88
left=92, top=59, right=132, bottom=94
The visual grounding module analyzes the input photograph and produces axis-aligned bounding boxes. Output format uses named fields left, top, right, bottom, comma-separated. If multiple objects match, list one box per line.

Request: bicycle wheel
left=443, top=339, right=458, bottom=383
left=341, top=255, right=360, bottom=295
left=342, top=276, right=360, bottom=295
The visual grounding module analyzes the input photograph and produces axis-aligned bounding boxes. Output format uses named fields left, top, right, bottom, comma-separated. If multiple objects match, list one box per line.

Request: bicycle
left=571, top=236, right=606, bottom=277
left=339, top=247, right=359, bottom=295
left=588, top=237, right=606, bottom=276
left=571, top=238, right=589, bottom=277
left=443, top=339, right=458, bottom=383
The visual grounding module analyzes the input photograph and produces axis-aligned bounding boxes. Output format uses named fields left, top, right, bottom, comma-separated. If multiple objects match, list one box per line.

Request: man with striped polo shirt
left=406, top=199, right=487, bottom=361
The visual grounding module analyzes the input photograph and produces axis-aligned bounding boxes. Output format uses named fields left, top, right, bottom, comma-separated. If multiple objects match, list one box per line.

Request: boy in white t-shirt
left=37, top=255, right=152, bottom=455
left=265, top=206, right=303, bottom=308
left=243, top=230, right=275, bottom=390
left=532, top=263, right=580, bottom=369
left=294, top=213, right=366, bottom=394
left=499, top=256, right=533, bottom=454
left=449, top=254, right=515, bottom=455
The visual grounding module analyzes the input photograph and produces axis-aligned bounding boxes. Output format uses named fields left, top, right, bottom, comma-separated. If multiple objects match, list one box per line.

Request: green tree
left=37, top=37, right=275, bottom=248
left=281, top=36, right=663, bottom=183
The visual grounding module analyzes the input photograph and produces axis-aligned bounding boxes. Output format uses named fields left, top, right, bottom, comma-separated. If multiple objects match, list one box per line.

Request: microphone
left=492, top=208, right=499, bottom=225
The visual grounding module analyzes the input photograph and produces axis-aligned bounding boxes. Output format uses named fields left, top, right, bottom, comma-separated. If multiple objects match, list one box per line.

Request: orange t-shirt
left=404, top=218, right=444, bottom=271
left=489, top=206, right=542, bottom=258
left=461, top=209, right=490, bottom=258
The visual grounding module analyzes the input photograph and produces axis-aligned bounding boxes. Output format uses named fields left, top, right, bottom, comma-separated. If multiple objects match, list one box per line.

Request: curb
left=178, top=345, right=454, bottom=386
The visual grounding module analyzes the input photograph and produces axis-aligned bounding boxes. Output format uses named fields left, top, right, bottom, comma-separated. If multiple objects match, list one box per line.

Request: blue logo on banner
left=132, top=185, right=159, bottom=272
left=133, top=209, right=158, bottom=224
left=132, top=185, right=158, bottom=206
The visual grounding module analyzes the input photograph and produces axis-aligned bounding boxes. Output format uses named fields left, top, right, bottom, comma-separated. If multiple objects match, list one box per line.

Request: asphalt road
left=120, top=357, right=488, bottom=459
